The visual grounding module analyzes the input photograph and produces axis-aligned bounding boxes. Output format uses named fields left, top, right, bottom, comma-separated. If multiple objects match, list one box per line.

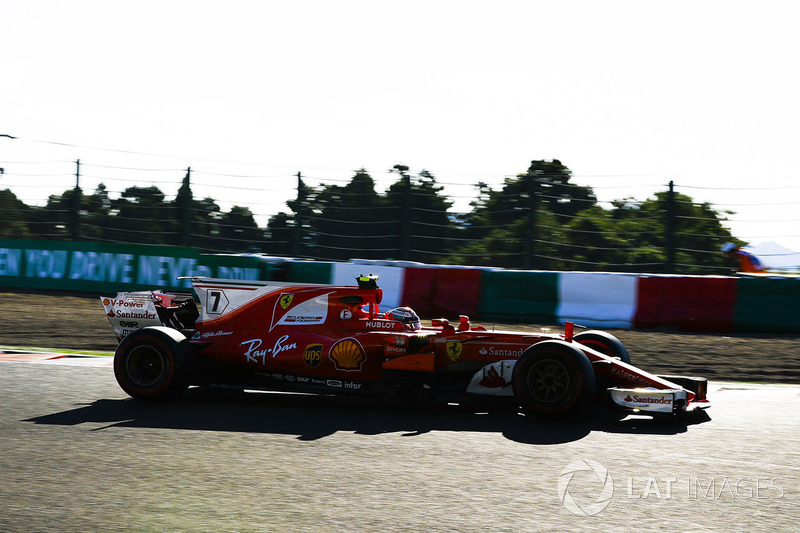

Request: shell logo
left=329, top=338, right=366, bottom=371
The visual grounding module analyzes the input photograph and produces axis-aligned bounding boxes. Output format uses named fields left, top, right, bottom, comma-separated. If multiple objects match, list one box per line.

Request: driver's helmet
left=385, top=306, right=421, bottom=331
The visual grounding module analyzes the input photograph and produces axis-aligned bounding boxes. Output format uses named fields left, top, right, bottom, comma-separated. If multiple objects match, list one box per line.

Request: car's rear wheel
left=512, top=340, right=595, bottom=418
left=114, top=326, right=193, bottom=401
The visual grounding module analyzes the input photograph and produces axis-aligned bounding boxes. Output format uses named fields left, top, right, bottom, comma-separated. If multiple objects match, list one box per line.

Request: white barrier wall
left=556, top=272, right=638, bottom=328
left=331, top=262, right=406, bottom=310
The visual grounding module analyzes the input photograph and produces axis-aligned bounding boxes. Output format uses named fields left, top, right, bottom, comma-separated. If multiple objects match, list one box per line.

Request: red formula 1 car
left=101, top=276, right=710, bottom=418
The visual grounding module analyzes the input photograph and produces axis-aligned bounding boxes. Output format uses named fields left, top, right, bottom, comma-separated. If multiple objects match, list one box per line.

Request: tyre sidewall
left=512, top=341, right=595, bottom=418
left=574, top=330, right=630, bottom=364
left=574, top=331, right=631, bottom=401
left=114, top=327, right=191, bottom=400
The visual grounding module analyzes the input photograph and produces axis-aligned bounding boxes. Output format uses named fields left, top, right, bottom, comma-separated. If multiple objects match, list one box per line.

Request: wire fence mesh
left=3, top=147, right=800, bottom=274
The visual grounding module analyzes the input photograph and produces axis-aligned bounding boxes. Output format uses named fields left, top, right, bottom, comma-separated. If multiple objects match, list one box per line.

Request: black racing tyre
left=512, top=340, right=595, bottom=419
left=573, top=330, right=631, bottom=364
left=574, top=330, right=631, bottom=402
left=114, top=326, right=194, bottom=401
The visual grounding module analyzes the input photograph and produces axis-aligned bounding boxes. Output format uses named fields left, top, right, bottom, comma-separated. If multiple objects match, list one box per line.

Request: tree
left=218, top=206, right=265, bottom=251
left=78, top=184, right=113, bottom=241
left=36, top=187, right=84, bottom=240
left=631, top=191, right=736, bottom=273
left=285, top=174, right=317, bottom=257
left=167, top=171, right=226, bottom=250
left=534, top=191, right=738, bottom=273
left=448, top=160, right=736, bottom=273
left=309, top=169, right=388, bottom=261
left=0, top=158, right=747, bottom=273
left=478, top=160, right=596, bottom=230
left=451, top=160, right=594, bottom=268
left=0, top=189, right=33, bottom=238
left=384, top=166, right=453, bottom=263
left=189, top=197, right=223, bottom=251
left=173, top=170, right=194, bottom=246
left=526, top=159, right=596, bottom=222
left=266, top=211, right=292, bottom=257
left=107, top=186, right=174, bottom=245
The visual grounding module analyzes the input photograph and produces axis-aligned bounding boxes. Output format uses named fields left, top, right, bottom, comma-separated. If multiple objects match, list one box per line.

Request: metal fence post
left=179, top=167, right=192, bottom=246
left=401, top=173, right=411, bottom=261
left=524, top=174, right=538, bottom=270
left=666, top=180, right=675, bottom=273
left=70, top=159, right=81, bottom=241
left=291, top=172, right=303, bottom=257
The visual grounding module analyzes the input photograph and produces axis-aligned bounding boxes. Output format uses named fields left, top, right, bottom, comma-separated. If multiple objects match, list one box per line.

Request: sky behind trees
left=2, top=1, right=799, bottom=251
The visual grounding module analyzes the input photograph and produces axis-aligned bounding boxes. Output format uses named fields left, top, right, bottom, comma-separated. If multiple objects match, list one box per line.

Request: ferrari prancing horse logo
left=446, top=341, right=462, bottom=361
left=279, top=294, right=294, bottom=309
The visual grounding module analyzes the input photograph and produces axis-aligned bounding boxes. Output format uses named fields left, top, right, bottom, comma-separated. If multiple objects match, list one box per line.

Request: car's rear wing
left=190, top=277, right=326, bottom=323
left=102, top=275, right=384, bottom=340
left=100, top=290, right=198, bottom=341
left=190, top=276, right=383, bottom=324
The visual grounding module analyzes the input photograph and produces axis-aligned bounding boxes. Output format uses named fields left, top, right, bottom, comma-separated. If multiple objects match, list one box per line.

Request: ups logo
left=303, top=343, right=323, bottom=368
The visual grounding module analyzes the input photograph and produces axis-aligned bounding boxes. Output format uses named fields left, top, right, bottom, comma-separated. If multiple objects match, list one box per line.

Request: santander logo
left=624, top=394, right=672, bottom=405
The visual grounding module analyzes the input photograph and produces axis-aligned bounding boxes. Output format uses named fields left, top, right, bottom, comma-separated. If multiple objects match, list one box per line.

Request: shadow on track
left=24, top=387, right=711, bottom=445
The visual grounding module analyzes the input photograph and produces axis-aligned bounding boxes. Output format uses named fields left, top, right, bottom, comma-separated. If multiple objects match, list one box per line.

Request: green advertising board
left=733, top=276, right=800, bottom=333
left=287, top=260, right=333, bottom=284
left=0, top=239, right=271, bottom=293
left=479, top=269, right=559, bottom=323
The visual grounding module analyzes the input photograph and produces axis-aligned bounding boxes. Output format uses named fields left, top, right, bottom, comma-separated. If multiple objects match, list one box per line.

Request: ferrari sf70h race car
left=101, top=275, right=710, bottom=419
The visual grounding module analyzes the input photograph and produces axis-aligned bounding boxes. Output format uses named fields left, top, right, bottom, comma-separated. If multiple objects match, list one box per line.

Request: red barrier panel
left=401, top=268, right=482, bottom=319
left=633, top=276, right=737, bottom=332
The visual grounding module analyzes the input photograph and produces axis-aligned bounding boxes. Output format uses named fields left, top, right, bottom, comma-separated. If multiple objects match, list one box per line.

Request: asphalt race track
left=1, top=357, right=798, bottom=532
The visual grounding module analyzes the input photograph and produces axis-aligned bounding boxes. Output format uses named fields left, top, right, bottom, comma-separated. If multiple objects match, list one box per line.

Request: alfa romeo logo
left=557, top=459, right=614, bottom=516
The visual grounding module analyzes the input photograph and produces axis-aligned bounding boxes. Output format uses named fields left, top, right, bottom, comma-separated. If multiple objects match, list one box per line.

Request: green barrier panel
left=287, top=261, right=333, bottom=284
left=479, top=270, right=559, bottom=323
left=0, top=239, right=271, bottom=293
left=734, top=277, right=800, bottom=333
left=198, top=254, right=272, bottom=282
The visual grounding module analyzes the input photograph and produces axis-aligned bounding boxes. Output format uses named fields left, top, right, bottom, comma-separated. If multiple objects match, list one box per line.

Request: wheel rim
left=126, top=344, right=168, bottom=387
left=527, top=358, right=571, bottom=403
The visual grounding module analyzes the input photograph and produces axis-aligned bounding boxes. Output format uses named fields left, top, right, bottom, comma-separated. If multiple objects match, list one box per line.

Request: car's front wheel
left=114, top=327, right=193, bottom=401
left=512, top=340, right=595, bottom=419
left=573, top=330, right=630, bottom=364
